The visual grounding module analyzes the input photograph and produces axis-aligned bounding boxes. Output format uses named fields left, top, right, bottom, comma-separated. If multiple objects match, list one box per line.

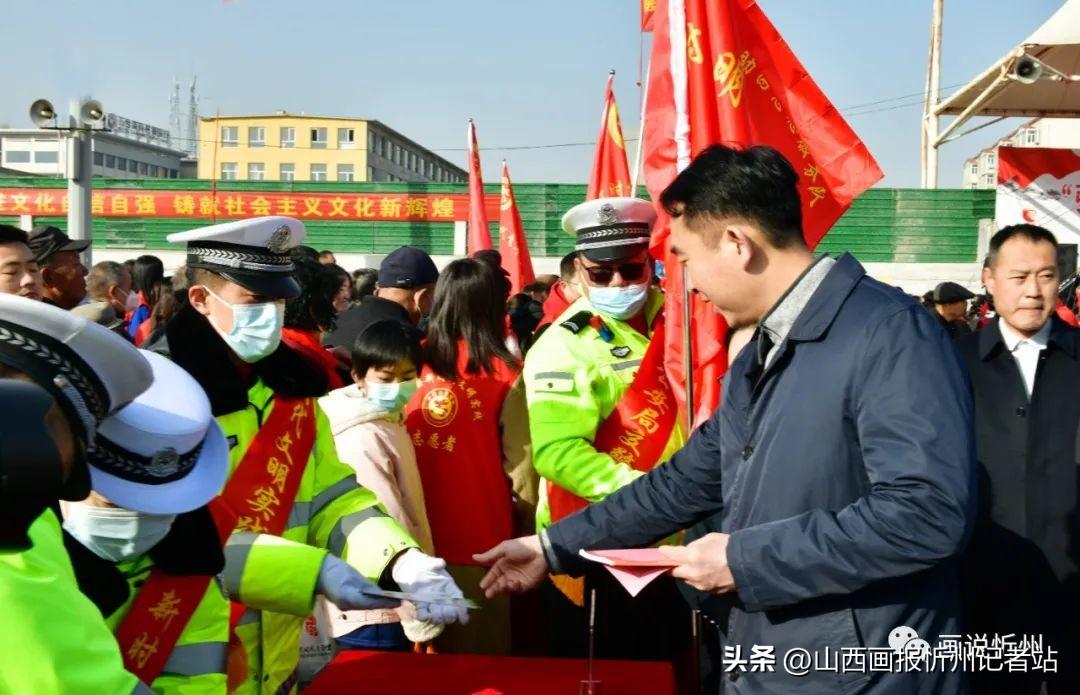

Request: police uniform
left=154, top=217, right=432, bottom=694
left=62, top=350, right=232, bottom=694
left=523, top=198, right=689, bottom=660
left=0, top=294, right=154, bottom=694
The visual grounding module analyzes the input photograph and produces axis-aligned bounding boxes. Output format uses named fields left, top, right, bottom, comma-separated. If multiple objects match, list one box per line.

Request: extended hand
left=473, top=535, right=548, bottom=598
left=658, top=533, right=736, bottom=594
left=317, top=555, right=400, bottom=611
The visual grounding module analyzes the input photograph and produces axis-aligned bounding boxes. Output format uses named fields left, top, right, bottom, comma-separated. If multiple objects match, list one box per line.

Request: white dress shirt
left=998, top=319, right=1052, bottom=399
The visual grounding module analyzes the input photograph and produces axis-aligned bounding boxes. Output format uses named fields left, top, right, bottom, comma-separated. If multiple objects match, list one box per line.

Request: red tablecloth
left=307, top=650, right=676, bottom=695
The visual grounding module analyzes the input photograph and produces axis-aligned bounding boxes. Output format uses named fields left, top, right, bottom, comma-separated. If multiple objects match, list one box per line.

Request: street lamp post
left=29, top=97, right=105, bottom=264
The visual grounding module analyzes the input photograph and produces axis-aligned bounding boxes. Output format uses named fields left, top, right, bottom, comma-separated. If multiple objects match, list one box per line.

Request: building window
left=310, top=163, right=327, bottom=181
left=128, top=159, right=139, bottom=173
left=366, top=165, right=375, bottom=180
left=380, top=138, right=389, bottom=158
left=248, top=127, right=266, bottom=147
left=4, top=150, right=31, bottom=164
left=248, top=163, right=265, bottom=180
left=103, top=154, right=115, bottom=169
left=149, top=165, right=159, bottom=177
left=338, top=128, right=355, bottom=149
left=1024, top=128, right=1040, bottom=145
left=138, top=162, right=148, bottom=175
left=311, top=128, right=327, bottom=149
left=986, top=152, right=996, bottom=166
left=220, top=162, right=238, bottom=180
left=93, top=152, right=104, bottom=166
left=280, top=163, right=295, bottom=181
left=34, top=150, right=59, bottom=164
left=280, top=127, right=295, bottom=148
left=969, top=162, right=978, bottom=175
left=392, top=144, right=400, bottom=164
left=367, top=131, right=375, bottom=153
left=221, top=126, right=238, bottom=147
left=337, top=164, right=354, bottom=182
left=115, top=156, right=127, bottom=171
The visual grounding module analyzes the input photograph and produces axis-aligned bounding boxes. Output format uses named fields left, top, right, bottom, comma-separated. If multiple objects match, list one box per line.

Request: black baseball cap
left=27, top=225, right=90, bottom=263
left=933, top=282, right=975, bottom=304
left=378, top=247, right=439, bottom=289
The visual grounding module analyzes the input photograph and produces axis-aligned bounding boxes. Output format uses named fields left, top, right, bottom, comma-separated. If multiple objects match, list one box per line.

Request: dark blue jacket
left=546, top=254, right=976, bottom=694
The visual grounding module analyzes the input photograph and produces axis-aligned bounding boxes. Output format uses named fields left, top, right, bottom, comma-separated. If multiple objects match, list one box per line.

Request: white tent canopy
left=933, top=0, right=1080, bottom=143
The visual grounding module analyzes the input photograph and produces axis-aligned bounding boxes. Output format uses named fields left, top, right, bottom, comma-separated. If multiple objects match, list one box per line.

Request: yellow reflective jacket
left=524, top=291, right=686, bottom=530
left=0, top=510, right=143, bottom=694
left=218, top=379, right=417, bottom=695
left=102, top=553, right=229, bottom=695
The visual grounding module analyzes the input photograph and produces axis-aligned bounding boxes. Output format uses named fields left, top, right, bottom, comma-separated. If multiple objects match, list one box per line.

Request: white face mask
left=122, top=288, right=139, bottom=313
left=204, top=288, right=284, bottom=363
left=364, top=378, right=418, bottom=412
left=62, top=502, right=176, bottom=563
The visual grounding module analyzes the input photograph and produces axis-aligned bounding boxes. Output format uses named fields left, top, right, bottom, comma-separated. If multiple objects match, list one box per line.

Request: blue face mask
left=587, top=282, right=649, bottom=320
left=365, top=379, right=419, bottom=412
left=206, top=289, right=284, bottom=363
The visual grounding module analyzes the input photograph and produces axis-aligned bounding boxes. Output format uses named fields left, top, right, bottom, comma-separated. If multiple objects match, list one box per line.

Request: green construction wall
left=0, top=177, right=994, bottom=263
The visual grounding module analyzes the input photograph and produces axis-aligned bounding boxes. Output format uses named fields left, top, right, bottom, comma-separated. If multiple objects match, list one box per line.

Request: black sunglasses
left=582, top=262, right=647, bottom=285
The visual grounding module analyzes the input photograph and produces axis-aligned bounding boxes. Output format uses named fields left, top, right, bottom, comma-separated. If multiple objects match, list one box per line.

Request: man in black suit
left=955, top=224, right=1079, bottom=694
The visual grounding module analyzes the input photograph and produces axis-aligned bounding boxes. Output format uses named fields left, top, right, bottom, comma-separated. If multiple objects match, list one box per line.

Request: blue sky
left=0, top=0, right=1066, bottom=187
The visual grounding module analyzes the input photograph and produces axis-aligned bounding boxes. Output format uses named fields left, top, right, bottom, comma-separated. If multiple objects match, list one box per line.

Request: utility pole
left=922, top=0, right=944, bottom=188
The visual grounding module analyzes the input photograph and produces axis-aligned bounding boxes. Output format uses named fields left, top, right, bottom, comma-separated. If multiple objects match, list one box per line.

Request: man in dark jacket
left=476, top=145, right=976, bottom=693
left=954, top=224, right=1079, bottom=694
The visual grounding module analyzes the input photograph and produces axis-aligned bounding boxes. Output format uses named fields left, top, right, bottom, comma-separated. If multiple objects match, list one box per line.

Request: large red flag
left=467, top=119, right=493, bottom=252
left=587, top=72, right=634, bottom=200
left=644, top=0, right=883, bottom=425
left=498, top=161, right=536, bottom=295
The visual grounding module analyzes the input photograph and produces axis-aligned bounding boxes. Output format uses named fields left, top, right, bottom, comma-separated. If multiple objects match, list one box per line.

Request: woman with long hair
left=282, top=259, right=351, bottom=391
left=404, top=258, right=537, bottom=655
left=127, top=255, right=164, bottom=345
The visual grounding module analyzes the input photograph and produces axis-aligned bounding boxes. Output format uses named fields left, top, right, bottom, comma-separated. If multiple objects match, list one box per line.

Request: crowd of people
left=0, top=143, right=1076, bottom=694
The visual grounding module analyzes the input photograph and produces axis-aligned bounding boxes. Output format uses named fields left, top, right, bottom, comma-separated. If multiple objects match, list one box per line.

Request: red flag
left=644, top=0, right=883, bottom=425
left=498, top=161, right=536, bottom=295
left=641, top=0, right=657, bottom=32
left=467, top=119, right=493, bottom=252
left=588, top=72, right=634, bottom=200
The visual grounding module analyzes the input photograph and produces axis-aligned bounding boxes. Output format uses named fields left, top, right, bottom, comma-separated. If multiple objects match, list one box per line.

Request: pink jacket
left=318, top=384, right=435, bottom=636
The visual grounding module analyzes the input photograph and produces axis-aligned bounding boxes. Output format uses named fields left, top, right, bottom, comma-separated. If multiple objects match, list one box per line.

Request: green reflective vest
left=104, top=554, right=230, bottom=694
left=524, top=291, right=687, bottom=530
left=219, top=379, right=417, bottom=695
left=0, top=510, right=141, bottom=694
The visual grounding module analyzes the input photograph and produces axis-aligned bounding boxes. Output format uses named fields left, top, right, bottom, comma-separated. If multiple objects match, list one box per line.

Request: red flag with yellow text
left=467, top=119, right=493, bottom=252
left=642, top=0, right=657, bottom=31
left=498, top=161, right=536, bottom=295
left=644, top=0, right=882, bottom=425
left=587, top=73, right=634, bottom=200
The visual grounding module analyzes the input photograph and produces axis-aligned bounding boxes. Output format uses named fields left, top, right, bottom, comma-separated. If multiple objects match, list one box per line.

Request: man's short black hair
left=350, top=319, right=423, bottom=378
left=0, top=225, right=29, bottom=246
left=987, top=224, right=1058, bottom=268
left=559, top=252, right=577, bottom=282
left=659, top=144, right=804, bottom=249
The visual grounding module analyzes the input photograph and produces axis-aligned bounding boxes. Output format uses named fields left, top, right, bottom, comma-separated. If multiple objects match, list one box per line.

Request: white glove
left=390, top=549, right=469, bottom=625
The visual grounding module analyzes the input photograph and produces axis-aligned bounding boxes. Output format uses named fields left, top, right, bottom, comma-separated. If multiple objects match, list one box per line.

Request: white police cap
left=0, top=294, right=153, bottom=499
left=168, top=216, right=307, bottom=298
left=561, top=197, right=656, bottom=261
left=88, top=351, right=228, bottom=514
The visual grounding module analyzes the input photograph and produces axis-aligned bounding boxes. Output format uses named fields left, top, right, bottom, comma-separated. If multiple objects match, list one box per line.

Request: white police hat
left=561, top=197, right=656, bottom=262
left=88, top=351, right=228, bottom=514
left=0, top=294, right=153, bottom=499
left=168, top=216, right=307, bottom=299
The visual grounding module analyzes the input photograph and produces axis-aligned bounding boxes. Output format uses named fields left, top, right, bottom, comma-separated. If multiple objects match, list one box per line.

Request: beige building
left=196, top=113, right=466, bottom=183
left=962, top=117, right=1080, bottom=189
